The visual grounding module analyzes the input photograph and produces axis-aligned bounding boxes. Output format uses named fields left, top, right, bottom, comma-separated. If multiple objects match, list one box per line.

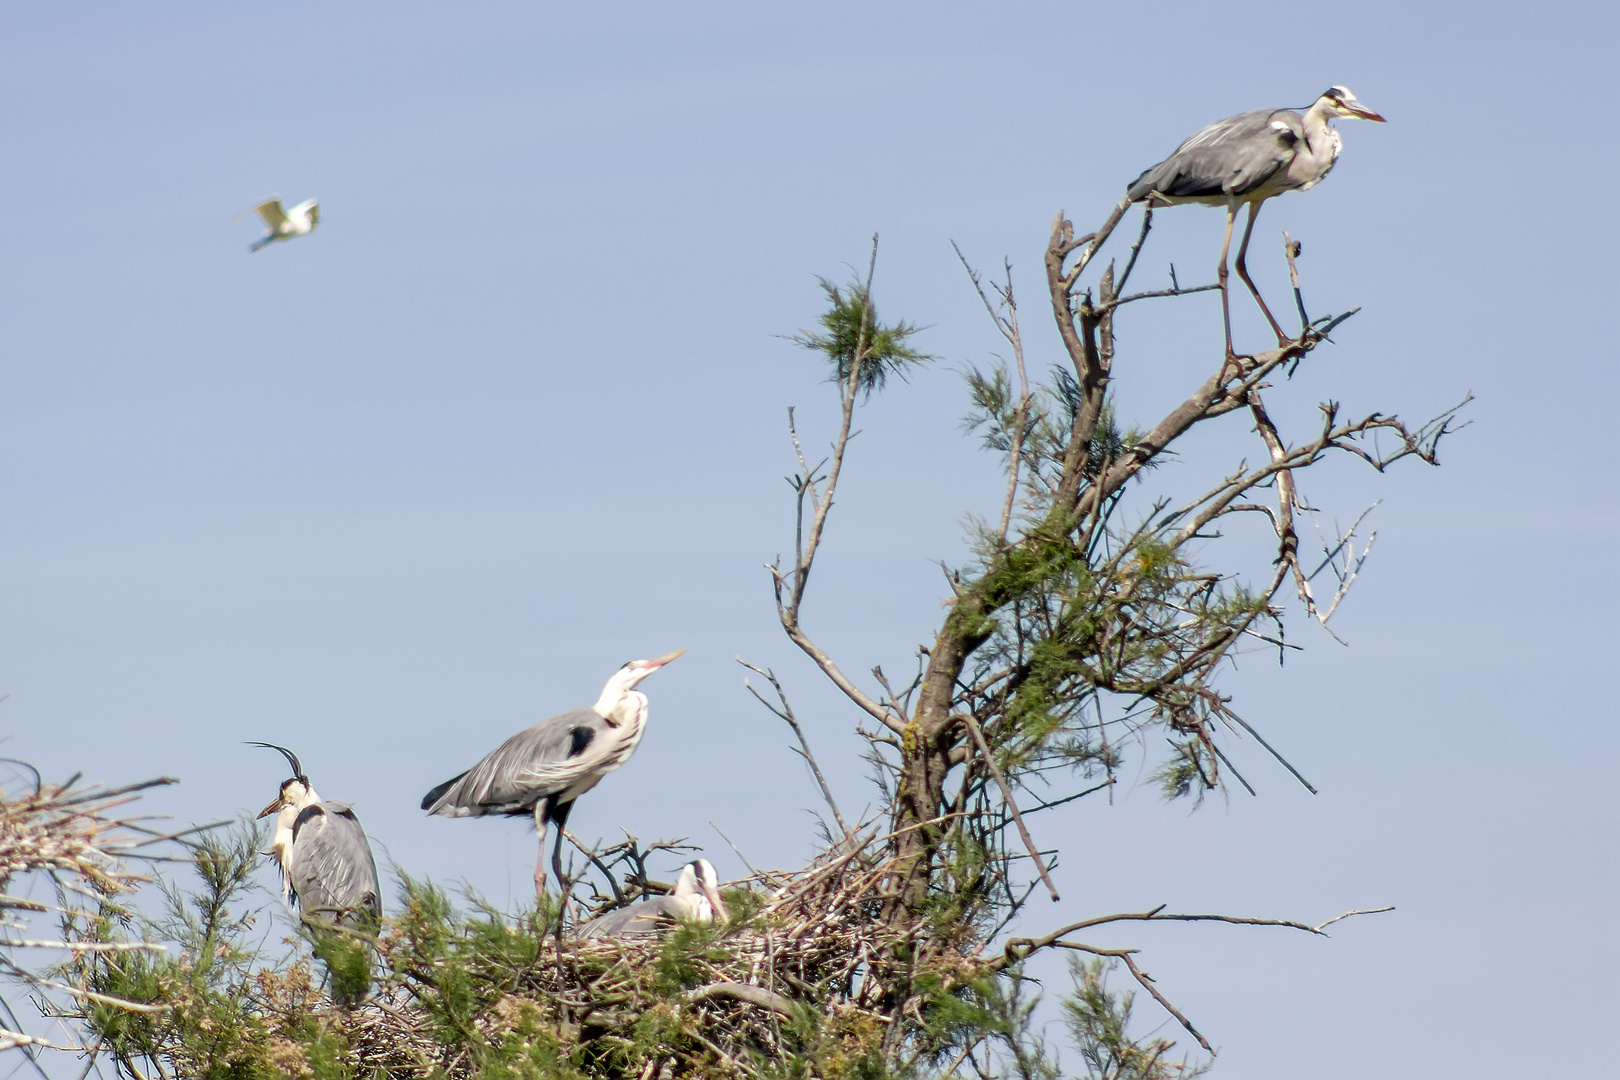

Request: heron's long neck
left=669, top=868, right=706, bottom=920
left=269, top=786, right=321, bottom=894
left=594, top=685, right=649, bottom=727
left=1300, top=103, right=1339, bottom=154
left=1289, top=104, right=1343, bottom=189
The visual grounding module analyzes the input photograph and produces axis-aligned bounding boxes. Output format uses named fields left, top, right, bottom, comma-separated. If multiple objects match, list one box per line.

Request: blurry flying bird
left=1125, top=86, right=1385, bottom=357
left=252, top=742, right=382, bottom=927
left=421, top=650, right=687, bottom=898
left=240, top=197, right=320, bottom=253
left=577, top=858, right=729, bottom=938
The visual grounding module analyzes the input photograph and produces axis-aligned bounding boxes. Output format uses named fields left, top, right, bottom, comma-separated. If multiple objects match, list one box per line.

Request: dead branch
left=684, top=982, right=798, bottom=1018
left=952, top=243, right=1032, bottom=544
left=737, top=658, right=853, bottom=842
left=994, top=904, right=1396, bottom=970
left=954, top=714, right=1059, bottom=903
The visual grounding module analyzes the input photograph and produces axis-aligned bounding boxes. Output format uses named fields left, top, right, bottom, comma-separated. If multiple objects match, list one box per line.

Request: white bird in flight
left=241, top=197, right=320, bottom=252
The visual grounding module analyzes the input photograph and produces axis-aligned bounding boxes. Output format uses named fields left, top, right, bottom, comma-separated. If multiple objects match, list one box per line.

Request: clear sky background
left=1, top=3, right=1615, bottom=1076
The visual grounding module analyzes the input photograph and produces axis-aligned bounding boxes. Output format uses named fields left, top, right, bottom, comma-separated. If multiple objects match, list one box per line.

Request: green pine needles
left=793, top=274, right=931, bottom=399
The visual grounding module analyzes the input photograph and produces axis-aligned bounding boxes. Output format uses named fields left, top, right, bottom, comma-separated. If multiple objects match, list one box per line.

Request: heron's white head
left=1314, top=86, right=1386, bottom=123
left=250, top=742, right=321, bottom=879
left=672, top=858, right=729, bottom=924
left=257, top=775, right=318, bottom=822
left=592, top=649, right=686, bottom=725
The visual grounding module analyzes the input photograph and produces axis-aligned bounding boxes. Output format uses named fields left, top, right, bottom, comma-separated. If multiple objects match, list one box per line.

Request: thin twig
left=738, top=659, right=853, bottom=842
left=707, top=822, right=760, bottom=879
left=1114, top=204, right=1153, bottom=294
left=955, top=714, right=1058, bottom=902
left=996, top=903, right=1395, bottom=970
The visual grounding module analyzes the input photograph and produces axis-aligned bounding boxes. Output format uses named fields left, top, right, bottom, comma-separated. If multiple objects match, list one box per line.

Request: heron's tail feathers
left=421, top=771, right=470, bottom=813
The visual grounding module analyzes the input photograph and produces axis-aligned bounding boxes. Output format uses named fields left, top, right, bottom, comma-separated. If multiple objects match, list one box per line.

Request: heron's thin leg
left=550, top=825, right=568, bottom=901
left=1234, top=200, right=1289, bottom=345
left=548, top=799, right=576, bottom=926
left=532, top=801, right=549, bottom=896
left=1217, top=203, right=1238, bottom=362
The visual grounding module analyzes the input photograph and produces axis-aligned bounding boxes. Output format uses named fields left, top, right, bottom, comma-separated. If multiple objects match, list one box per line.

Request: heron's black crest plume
left=247, top=741, right=307, bottom=785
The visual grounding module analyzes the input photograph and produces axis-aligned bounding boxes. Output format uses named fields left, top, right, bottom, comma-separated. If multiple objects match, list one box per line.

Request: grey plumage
left=1124, top=87, right=1385, bottom=357
left=420, top=708, right=616, bottom=816
left=421, top=650, right=687, bottom=897
left=576, top=896, right=681, bottom=938
left=577, top=859, right=728, bottom=939
left=286, top=801, right=382, bottom=925
left=1127, top=109, right=1309, bottom=205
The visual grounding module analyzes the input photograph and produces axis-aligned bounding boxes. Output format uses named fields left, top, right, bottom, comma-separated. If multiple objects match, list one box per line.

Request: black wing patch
left=568, top=726, right=595, bottom=758
left=291, top=804, right=324, bottom=843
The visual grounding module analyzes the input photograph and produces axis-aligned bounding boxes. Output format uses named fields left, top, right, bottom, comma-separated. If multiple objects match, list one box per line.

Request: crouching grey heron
left=1126, top=86, right=1385, bottom=357
left=252, top=742, right=382, bottom=927
left=421, top=650, right=686, bottom=898
left=242, top=197, right=319, bottom=252
left=577, top=858, right=729, bottom=938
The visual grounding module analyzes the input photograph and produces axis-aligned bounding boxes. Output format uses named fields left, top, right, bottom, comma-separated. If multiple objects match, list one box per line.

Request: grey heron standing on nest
left=252, top=742, right=382, bottom=926
left=576, top=858, right=729, bottom=938
left=421, top=650, right=686, bottom=898
left=1126, top=86, right=1385, bottom=357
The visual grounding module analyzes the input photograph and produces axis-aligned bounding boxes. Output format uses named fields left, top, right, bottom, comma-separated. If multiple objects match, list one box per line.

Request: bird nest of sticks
left=0, top=770, right=180, bottom=899
left=314, top=835, right=971, bottom=1079
left=0, top=769, right=194, bottom=1055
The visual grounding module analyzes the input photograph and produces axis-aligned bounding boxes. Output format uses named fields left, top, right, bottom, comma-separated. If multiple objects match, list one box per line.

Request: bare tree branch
left=737, top=658, right=853, bottom=842
left=955, top=713, right=1059, bottom=902
left=953, top=242, right=1032, bottom=544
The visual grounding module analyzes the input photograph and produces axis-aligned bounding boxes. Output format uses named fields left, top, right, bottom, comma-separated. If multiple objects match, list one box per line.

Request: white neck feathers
left=593, top=684, right=649, bottom=727
left=268, top=781, right=320, bottom=896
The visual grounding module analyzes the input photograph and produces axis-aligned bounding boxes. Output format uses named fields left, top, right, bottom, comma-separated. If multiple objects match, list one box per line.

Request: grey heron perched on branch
left=240, top=196, right=319, bottom=252
left=1126, top=86, right=1385, bottom=357
left=251, top=742, right=382, bottom=926
left=421, top=650, right=687, bottom=898
left=576, top=858, right=729, bottom=938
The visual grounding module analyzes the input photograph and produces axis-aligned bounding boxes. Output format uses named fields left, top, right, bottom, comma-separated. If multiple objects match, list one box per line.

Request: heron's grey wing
left=1126, top=109, right=1298, bottom=200
left=288, top=803, right=382, bottom=922
left=577, top=896, right=676, bottom=939
left=425, top=709, right=609, bottom=815
left=254, top=199, right=289, bottom=230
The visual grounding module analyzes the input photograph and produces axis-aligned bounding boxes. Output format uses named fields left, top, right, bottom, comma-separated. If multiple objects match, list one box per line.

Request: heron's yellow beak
left=702, top=881, right=730, bottom=924
left=257, top=795, right=285, bottom=819
left=648, top=648, right=688, bottom=667
left=1350, top=102, right=1386, bottom=122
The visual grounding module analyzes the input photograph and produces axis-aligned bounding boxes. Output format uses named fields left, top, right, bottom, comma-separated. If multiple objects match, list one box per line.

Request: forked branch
left=738, top=658, right=853, bottom=842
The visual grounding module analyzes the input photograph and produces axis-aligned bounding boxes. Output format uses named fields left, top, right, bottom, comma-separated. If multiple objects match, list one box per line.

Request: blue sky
left=0, top=3, right=1614, bottom=1075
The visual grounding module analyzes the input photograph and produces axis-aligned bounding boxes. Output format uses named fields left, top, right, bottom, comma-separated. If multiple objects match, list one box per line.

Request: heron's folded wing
left=254, top=199, right=290, bottom=230
left=288, top=804, right=382, bottom=920
left=1128, top=109, right=1296, bottom=200
left=577, top=897, right=673, bottom=938
left=436, top=709, right=610, bottom=811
